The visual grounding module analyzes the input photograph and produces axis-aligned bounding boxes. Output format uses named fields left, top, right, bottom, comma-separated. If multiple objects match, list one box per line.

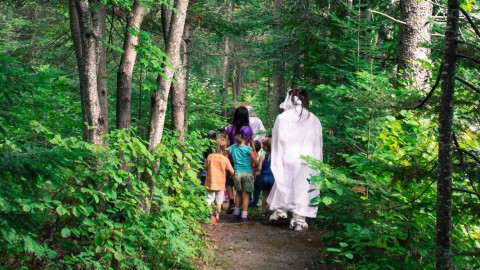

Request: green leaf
left=56, top=205, right=68, bottom=216
left=23, top=205, right=31, bottom=212
left=339, top=242, right=348, bottom=247
left=345, top=252, right=354, bottom=259
left=326, top=248, right=341, bottom=252
left=173, top=148, right=183, bottom=160
left=322, top=196, right=333, bottom=205
left=61, top=227, right=71, bottom=238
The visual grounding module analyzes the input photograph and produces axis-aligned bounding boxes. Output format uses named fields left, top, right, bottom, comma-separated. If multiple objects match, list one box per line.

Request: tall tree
left=116, top=1, right=147, bottom=129
left=396, top=0, right=433, bottom=90
left=92, top=2, right=108, bottom=135
left=221, top=1, right=232, bottom=117
left=171, top=23, right=191, bottom=141
left=148, top=0, right=189, bottom=151
left=69, top=0, right=106, bottom=144
left=271, top=0, right=286, bottom=120
left=436, top=1, right=459, bottom=269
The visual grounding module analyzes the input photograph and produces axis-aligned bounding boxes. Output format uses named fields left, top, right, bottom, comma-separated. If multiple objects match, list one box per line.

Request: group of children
left=202, top=128, right=274, bottom=223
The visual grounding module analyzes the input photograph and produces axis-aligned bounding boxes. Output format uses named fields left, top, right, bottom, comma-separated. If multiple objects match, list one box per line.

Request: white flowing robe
left=267, top=105, right=323, bottom=218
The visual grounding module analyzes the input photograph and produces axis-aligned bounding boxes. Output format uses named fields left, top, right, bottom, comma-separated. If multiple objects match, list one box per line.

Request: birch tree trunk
left=148, top=0, right=189, bottom=151
left=222, top=37, right=230, bottom=117
left=221, top=1, right=232, bottom=117
left=116, top=1, right=146, bottom=129
left=171, top=24, right=191, bottom=141
left=92, top=3, right=108, bottom=134
left=70, top=0, right=105, bottom=144
left=397, top=0, right=433, bottom=90
left=436, top=1, right=459, bottom=269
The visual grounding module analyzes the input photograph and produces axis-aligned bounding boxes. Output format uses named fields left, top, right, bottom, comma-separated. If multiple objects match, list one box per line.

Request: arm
left=204, top=155, right=209, bottom=169
left=250, top=150, right=259, bottom=167
left=257, top=155, right=265, bottom=173
left=226, top=160, right=234, bottom=176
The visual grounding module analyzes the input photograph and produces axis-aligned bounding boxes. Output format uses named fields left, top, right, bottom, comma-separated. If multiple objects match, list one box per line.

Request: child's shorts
left=226, top=171, right=234, bottom=187
left=258, top=173, right=275, bottom=193
left=234, top=172, right=255, bottom=192
left=205, top=189, right=225, bottom=205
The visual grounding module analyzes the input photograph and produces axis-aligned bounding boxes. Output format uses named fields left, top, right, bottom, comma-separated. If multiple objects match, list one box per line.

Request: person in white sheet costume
left=246, top=106, right=266, bottom=141
left=267, top=87, right=323, bottom=232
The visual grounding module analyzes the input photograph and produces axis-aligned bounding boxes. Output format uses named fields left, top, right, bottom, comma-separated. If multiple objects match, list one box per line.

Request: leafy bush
left=0, top=124, right=211, bottom=269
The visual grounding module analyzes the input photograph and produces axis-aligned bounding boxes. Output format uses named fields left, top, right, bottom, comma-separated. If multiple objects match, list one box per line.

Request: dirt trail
left=199, top=210, right=330, bottom=270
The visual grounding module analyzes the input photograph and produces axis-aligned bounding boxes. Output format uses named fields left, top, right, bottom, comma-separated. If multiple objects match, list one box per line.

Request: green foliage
left=0, top=125, right=210, bottom=269
left=187, top=80, right=228, bottom=130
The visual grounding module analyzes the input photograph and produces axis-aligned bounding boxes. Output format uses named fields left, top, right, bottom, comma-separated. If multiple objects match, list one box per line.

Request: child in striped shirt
left=204, top=137, right=234, bottom=223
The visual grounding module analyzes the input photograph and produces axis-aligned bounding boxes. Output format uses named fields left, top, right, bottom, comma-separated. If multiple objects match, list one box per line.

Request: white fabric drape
left=267, top=103, right=323, bottom=218
left=249, top=116, right=266, bottom=141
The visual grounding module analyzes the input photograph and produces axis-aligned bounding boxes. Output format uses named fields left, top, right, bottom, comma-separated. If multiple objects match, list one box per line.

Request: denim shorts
left=258, top=174, right=275, bottom=193
left=226, top=171, right=234, bottom=187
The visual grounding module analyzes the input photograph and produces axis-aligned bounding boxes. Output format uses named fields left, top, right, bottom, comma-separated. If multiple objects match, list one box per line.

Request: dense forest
left=1, top=0, right=479, bottom=269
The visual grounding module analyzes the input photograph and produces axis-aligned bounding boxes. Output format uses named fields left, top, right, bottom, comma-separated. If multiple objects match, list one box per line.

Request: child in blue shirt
left=228, top=126, right=258, bottom=222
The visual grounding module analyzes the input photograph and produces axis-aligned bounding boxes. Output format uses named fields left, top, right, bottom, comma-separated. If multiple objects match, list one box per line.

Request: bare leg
left=262, top=191, right=269, bottom=213
left=226, top=185, right=234, bottom=202
left=242, top=191, right=250, bottom=212
left=215, top=203, right=222, bottom=220
left=235, top=191, right=242, bottom=209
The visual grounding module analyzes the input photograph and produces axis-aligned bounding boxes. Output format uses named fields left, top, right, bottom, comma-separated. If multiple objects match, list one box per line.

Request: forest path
left=199, top=208, right=330, bottom=270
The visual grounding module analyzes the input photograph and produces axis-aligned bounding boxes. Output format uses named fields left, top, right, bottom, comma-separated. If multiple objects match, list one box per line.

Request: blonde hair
left=261, top=138, right=271, bottom=154
left=215, top=137, right=228, bottom=155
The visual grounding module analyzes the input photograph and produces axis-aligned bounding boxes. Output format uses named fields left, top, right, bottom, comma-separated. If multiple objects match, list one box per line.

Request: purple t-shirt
left=226, top=125, right=253, bottom=146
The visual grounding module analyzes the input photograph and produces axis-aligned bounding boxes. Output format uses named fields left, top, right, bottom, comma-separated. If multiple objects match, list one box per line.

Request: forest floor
left=198, top=205, right=341, bottom=270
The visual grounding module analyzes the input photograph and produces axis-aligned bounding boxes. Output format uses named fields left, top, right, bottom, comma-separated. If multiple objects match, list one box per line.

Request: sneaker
left=289, top=218, right=308, bottom=232
left=241, top=217, right=249, bottom=222
left=233, top=214, right=240, bottom=220
left=226, top=203, right=235, bottom=214
left=293, top=223, right=308, bottom=232
left=269, top=209, right=287, bottom=221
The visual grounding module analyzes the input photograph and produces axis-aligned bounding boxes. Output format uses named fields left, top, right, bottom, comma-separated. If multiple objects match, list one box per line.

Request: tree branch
left=457, top=53, right=480, bottom=65
left=452, top=188, right=480, bottom=198
left=368, top=9, right=407, bottom=25
left=460, top=7, right=480, bottom=39
left=455, top=77, right=480, bottom=95
left=452, top=132, right=464, bottom=166
left=454, top=147, right=480, bottom=165
left=404, top=61, right=443, bottom=110
left=457, top=40, right=480, bottom=52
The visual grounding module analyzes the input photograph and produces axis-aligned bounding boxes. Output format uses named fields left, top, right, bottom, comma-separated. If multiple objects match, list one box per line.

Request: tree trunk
left=71, top=0, right=105, bottom=144
left=171, top=24, right=191, bottom=141
left=436, top=1, right=459, bottom=269
left=92, top=2, right=108, bottom=134
left=397, top=0, right=433, bottom=90
left=161, top=0, right=173, bottom=45
left=148, top=0, right=189, bottom=151
left=271, top=0, right=285, bottom=120
left=116, top=1, right=146, bottom=129
left=232, top=60, right=238, bottom=100
left=222, top=37, right=230, bottom=117
left=68, top=0, right=88, bottom=137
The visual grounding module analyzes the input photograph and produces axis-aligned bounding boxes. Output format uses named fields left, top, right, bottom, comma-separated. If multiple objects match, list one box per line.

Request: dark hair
left=207, top=130, right=217, bottom=139
left=288, top=86, right=310, bottom=117
left=254, top=140, right=261, bottom=152
left=232, top=106, right=249, bottom=135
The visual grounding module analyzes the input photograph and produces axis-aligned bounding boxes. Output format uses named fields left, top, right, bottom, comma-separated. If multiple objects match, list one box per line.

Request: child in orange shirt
left=204, top=137, right=235, bottom=223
